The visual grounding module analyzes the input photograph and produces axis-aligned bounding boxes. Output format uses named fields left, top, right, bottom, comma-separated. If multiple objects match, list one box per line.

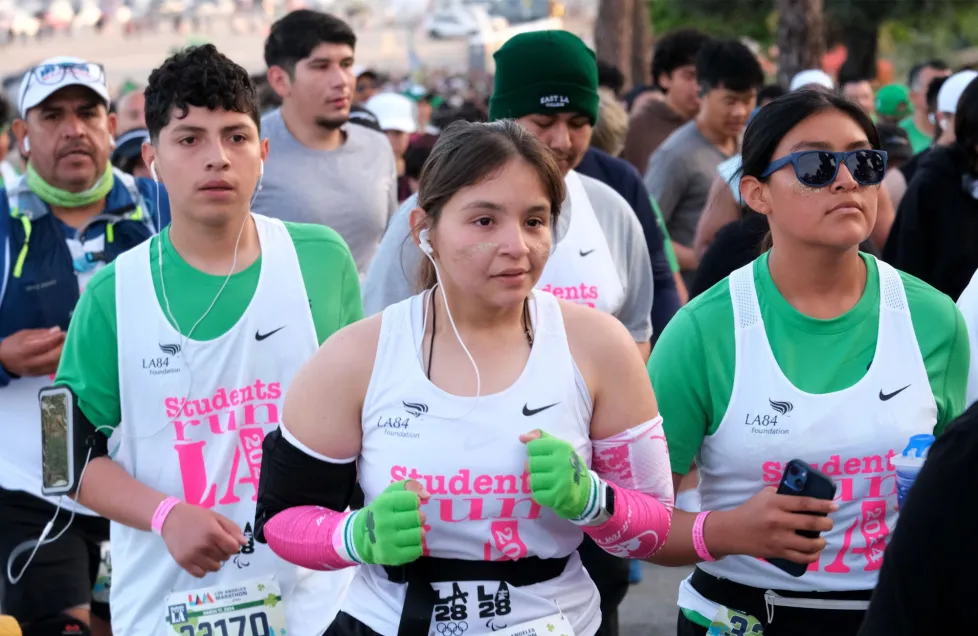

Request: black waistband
left=384, top=555, right=570, bottom=636
left=691, top=567, right=873, bottom=620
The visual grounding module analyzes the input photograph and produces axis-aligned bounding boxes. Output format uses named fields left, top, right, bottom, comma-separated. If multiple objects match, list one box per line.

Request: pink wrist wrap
left=263, top=506, right=357, bottom=571
left=586, top=416, right=674, bottom=558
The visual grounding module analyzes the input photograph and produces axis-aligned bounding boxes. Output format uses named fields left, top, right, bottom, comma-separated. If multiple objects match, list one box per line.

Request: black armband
left=254, top=428, right=358, bottom=543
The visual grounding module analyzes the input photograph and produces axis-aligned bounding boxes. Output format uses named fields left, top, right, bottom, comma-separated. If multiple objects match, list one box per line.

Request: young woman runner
left=252, top=119, right=675, bottom=636
left=647, top=90, right=969, bottom=636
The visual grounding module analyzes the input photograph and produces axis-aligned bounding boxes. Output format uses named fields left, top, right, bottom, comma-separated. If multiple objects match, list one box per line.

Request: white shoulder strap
left=729, top=262, right=761, bottom=330
left=876, top=256, right=909, bottom=313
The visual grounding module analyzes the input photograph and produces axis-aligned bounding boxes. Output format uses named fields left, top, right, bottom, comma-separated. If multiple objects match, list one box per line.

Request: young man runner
left=53, top=45, right=361, bottom=636
left=0, top=55, right=168, bottom=636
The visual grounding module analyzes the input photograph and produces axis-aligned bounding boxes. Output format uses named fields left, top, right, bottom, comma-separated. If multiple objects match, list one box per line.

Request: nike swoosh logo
left=522, top=402, right=559, bottom=416
left=580, top=249, right=595, bottom=257
left=879, top=385, right=910, bottom=401
left=255, top=326, right=286, bottom=341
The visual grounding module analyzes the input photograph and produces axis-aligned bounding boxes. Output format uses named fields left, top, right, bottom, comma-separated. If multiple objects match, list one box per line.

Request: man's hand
left=521, top=430, right=594, bottom=520
left=161, top=503, right=247, bottom=578
left=0, top=327, right=65, bottom=377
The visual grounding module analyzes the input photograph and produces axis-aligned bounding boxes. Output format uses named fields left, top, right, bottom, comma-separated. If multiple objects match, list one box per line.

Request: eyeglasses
left=762, top=149, right=888, bottom=187
left=22, top=62, right=105, bottom=100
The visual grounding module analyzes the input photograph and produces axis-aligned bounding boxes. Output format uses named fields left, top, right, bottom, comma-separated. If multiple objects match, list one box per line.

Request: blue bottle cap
left=902, top=433, right=935, bottom=458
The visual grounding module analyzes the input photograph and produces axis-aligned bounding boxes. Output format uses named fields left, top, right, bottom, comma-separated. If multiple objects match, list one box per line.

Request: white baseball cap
left=937, top=70, right=978, bottom=115
left=365, top=93, right=417, bottom=134
left=790, top=69, right=834, bottom=92
left=18, top=56, right=110, bottom=117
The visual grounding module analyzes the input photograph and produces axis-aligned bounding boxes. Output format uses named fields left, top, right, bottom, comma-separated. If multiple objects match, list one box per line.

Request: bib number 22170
left=165, top=579, right=287, bottom=636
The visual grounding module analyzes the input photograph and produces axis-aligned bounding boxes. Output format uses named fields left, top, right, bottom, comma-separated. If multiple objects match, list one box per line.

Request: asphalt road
left=618, top=563, right=691, bottom=636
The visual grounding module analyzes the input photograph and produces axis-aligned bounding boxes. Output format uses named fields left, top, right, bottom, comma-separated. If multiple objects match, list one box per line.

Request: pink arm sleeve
left=584, top=416, right=675, bottom=558
left=263, top=506, right=359, bottom=570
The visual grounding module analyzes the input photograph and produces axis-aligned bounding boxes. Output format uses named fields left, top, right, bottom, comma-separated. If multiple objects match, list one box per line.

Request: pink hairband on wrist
left=152, top=496, right=182, bottom=536
left=692, top=510, right=716, bottom=562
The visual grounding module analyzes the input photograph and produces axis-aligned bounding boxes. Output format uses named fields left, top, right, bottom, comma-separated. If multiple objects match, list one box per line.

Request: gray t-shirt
left=361, top=172, right=654, bottom=342
left=254, top=109, right=398, bottom=275
left=643, top=120, right=728, bottom=249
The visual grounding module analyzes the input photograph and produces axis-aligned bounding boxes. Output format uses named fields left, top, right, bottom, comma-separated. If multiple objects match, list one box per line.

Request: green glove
left=350, top=481, right=424, bottom=566
left=525, top=431, right=598, bottom=521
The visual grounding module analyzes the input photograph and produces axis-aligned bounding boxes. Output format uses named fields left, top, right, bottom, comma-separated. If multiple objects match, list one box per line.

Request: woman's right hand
left=352, top=479, right=430, bottom=566
left=710, top=486, right=837, bottom=564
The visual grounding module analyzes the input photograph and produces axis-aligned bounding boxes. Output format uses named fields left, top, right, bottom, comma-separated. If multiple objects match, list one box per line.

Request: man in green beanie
left=361, top=32, right=656, bottom=634
left=365, top=29, right=653, bottom=353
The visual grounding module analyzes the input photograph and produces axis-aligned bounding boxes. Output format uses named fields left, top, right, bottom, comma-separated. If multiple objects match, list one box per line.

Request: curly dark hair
left=145, top=44, right=260, bottom=141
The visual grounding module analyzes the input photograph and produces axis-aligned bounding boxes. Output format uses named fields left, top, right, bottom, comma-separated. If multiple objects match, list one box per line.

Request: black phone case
left=768, top=459, right=836, bottom=577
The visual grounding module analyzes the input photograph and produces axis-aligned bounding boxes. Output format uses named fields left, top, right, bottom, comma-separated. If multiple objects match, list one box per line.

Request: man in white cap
left=789, top=68, right=835, bottom=92
left=366, top=92, right=417, bottom=202
left=0, top=56, right=168, bottom=636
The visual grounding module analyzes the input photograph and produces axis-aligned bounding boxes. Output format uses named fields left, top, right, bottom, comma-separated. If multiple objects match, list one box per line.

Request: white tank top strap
left=729, top=262, right=761, bottom=331
left=876, top=257, right=910, bottom=313
left=530, top=290, right=565, bottom=339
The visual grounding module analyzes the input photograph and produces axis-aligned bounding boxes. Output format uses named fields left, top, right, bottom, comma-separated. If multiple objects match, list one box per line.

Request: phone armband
left=38, top=384, right=108, bottom=497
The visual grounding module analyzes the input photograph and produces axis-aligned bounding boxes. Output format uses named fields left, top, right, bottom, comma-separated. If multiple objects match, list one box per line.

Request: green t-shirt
left=898, top=117, right=932, bottom=155
left=648, top=252, right=969, bottom=474
left=56, top=221, right=364, bottom=433
left=650, top=196, right=680, bottom=274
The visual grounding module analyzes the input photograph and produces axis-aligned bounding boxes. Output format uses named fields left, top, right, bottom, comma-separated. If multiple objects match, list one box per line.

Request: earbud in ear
left=150, top=160, right=158, bottom=182
left=22, top=136, right=29, bottom=153
left=259, top=159, right=264, bottom=178
left=419, top=228, right=433, bottom=255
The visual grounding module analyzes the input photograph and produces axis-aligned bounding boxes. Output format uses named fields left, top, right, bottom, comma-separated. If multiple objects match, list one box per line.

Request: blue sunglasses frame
left=762, top=149, right=888, bottom=186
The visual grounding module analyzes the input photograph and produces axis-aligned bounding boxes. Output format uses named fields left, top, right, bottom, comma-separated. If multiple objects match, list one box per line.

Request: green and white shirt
left=56, top=216, right=363, bottom=636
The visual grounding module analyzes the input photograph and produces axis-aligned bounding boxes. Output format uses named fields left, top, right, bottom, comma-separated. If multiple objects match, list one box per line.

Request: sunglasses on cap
left=22, top=62, right=105, bottom=100
left=762, top=149, right=888, bottom=187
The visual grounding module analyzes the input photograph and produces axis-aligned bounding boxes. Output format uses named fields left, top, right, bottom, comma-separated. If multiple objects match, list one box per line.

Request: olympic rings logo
left=436, top=621, right=468, bottom=636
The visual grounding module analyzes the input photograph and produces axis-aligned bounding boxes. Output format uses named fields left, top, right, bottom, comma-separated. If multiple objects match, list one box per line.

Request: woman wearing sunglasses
left=646, top=90, right=969, bottom=635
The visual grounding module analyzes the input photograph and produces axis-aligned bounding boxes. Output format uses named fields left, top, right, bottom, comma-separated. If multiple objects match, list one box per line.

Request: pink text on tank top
left=163, top=379, right=283, bottom=508
left=390, top=465, right=540, bottom=561
left=537, top=284, right=599, bottom=308
left=761, top=451, right=896, bottom=574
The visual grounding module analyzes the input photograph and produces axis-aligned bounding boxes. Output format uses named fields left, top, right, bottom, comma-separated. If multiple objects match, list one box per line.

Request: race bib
left=707, top=607, right=764, bottom=636
left=92, top=541, right=111, bottom=604
left=486, top=612, right=575, bottom=636
left=429, top=581, right=565, bottom=636
left=165, top=578, right=287, bottom=636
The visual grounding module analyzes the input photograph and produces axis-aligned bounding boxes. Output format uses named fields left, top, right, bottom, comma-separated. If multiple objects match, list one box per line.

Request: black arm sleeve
left=858, top=406, right=978, bottom=635
left=254, top=428, right=358, bottom=543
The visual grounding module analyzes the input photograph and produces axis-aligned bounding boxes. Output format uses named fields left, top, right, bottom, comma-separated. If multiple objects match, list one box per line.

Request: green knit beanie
left=489, top=30, right=599, bottom=125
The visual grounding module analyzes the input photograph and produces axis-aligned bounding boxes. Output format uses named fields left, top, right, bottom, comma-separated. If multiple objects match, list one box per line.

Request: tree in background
left=631, top=0, right=653, bottom=88
left=595, top=0, right=635, bottom=88
left=776, top=0, right=825, bottom=87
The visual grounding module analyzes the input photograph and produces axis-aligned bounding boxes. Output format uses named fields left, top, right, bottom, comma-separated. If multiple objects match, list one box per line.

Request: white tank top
left=343, top=290, right=601, bottom=635
left=110, top=214, right=352, bottom=636
left=698, top=257, right=937, bottom=591
left=536, top=171, right=625, bottom=315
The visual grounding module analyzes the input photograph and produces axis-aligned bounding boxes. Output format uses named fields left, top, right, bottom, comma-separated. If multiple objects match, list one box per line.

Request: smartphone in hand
left=768, top=459, right=836, bottom=577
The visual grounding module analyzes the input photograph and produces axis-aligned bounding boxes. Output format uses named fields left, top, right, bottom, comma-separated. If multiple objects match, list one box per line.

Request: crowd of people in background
left=1, top=8, right=978, bottom=636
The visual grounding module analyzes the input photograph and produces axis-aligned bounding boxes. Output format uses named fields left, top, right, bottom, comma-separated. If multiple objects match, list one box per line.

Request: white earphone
left=419, top=227, right=433, bottom=255
left=22, top=136, right=29, bottom=153
left=151, top=159, right=158, bottom=182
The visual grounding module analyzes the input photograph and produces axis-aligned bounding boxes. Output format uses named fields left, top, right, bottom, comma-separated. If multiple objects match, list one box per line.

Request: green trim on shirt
left=649, top=196, right=680, bottom=274
left=648, top=252, right=970, bottom=474
left=898, top=117, right=932, bottom=155
left=55, top=221, right=363, bottom=434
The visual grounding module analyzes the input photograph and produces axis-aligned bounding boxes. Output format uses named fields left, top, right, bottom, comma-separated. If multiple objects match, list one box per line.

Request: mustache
left=57, top=144, right=94, bottom=159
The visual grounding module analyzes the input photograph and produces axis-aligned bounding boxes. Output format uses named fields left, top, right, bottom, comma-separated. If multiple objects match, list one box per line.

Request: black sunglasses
left=762, top=149, right=888, bottom=187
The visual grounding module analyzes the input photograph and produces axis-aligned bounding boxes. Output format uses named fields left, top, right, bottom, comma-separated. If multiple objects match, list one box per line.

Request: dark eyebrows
left=170, top=123, right=252, bottom=136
